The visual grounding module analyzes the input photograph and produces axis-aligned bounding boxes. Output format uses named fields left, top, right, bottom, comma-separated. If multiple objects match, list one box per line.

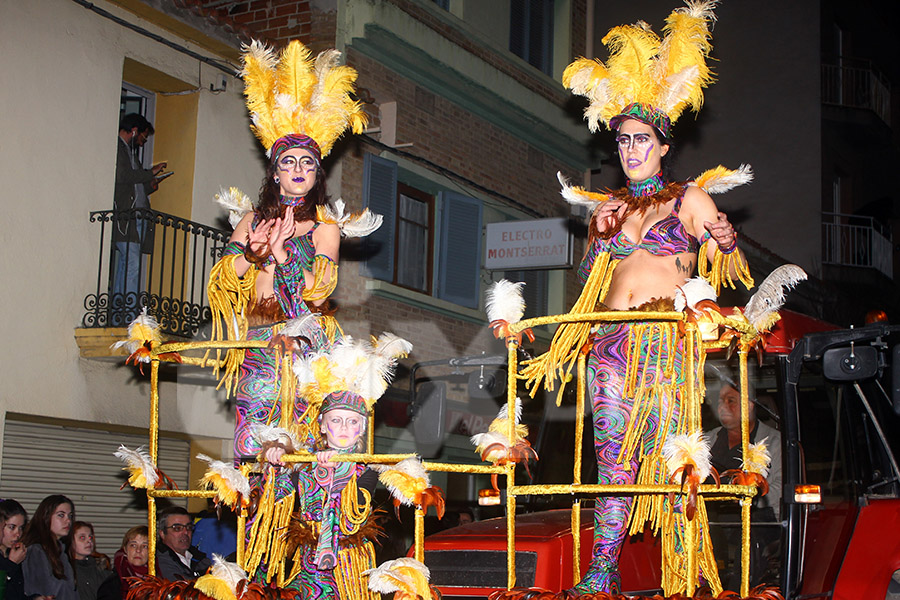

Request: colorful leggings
left=574, top=321, right=683, bottom=593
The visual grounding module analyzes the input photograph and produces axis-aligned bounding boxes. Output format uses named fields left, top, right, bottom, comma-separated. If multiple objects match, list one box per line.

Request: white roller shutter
left=0, top=416, right=190, bottom=555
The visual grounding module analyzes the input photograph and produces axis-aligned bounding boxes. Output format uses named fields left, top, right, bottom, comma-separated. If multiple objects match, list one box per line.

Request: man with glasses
left=155, top=506, right=211, bottom=581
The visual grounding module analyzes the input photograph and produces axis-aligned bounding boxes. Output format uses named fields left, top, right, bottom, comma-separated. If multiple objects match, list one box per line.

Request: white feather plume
left=214, top=187, right=254, bottom=229
left=280, top=313, right=322, bottom=339
left=557, top=171, right=602, bottom=210
left=111, top=307, right=160, bottom=355
left=194, top=555, right=247, bottom=600
left=674, top=277, right=717, bottom=312
left=364, top=557, right=431, bottom=595
left=355, top=334, right=412, bottom=400
left=744, top=437, right=772, bottom=478
left=656, top=65, right=700, bottom=115
left=662, top=432, right=712, bottom=481
left=196, top=454, right=251, bottom=499
left=486, top=280, right=526, bottom=324
left=470, top=431, right=511, bottom=461
left=742, top=264, right=807, bottom=329
left=320, top=199, right=383, bottom=238
left=699, top=164, right=754, bottom=194
left=494, top=398, right=523, bottom=423
left=114, top=445, right=159, bottom=487
left=249, top=423, right=298, bottom=450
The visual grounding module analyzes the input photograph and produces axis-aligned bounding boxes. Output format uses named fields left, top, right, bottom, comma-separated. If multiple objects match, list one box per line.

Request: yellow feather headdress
left=241, top=40, right=368, bottom=157
left=563, top=1, right=717, bottom=135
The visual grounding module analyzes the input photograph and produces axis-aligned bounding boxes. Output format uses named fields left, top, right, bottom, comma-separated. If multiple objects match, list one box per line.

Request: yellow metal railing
left=139, top=305, right=762, bottom=596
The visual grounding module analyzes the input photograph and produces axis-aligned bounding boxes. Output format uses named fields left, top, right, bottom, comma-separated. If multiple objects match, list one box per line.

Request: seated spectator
left=0, top=499, right=28, bottom=600
left=67, top=522, right=118, bottom=600
left=155, top=507, right=210, bottom=581
left=113, top=526, right=148, bottom=591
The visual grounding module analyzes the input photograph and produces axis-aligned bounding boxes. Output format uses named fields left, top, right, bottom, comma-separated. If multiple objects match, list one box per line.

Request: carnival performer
left=206, top=39, right=377, bottom=584
left=259, top=333, right=412, bottom=600
left=522, top=2, right=754, bottom=595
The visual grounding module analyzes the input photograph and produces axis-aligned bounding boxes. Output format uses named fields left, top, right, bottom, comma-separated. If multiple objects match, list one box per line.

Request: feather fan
left=742, top=264, right=807, bottom=330
left=114, top=445, right=159, bottom=488
left=662, top=432, right=712, bottom=481
left=197, top=454, right=250, bottom=508
left=194, top=555, right=246, bottom=600
left=371, top=457, right=429, bottom=506
left=486, top=280, right=526, bottom=325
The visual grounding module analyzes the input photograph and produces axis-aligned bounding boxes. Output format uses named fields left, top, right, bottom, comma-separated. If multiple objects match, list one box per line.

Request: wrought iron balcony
left=822, top=212, right=892, bottom=279
left=822, top=58, right=891, bottom=125
left=83, top=209, right=229, bottom=338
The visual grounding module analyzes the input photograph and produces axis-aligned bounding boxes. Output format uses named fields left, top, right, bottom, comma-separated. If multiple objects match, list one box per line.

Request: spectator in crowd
left=113, top=113, right=166, bottom=308
left=67, top=522, right=118, bottom=600
left=0, top=499, right=28, bottom=600
left=155, top=507, right=210, bottom=581
left=113, top=526, right=148, bottom=591
left=22, top=495, right=76, bottom=600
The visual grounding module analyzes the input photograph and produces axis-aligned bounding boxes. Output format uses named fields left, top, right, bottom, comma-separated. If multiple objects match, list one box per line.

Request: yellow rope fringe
left=206, top=254, right=256, bottom=397
left=520, top=252, right=619, bottom=400
left=698, top=240, right=754, bottom=294
left=242, top=472, right=295, bottom=585
left=339, top=474, right=372, bottom=535
left=658, top=498, right=722, bottom=596
left=302, top=255, right=338, bottom=302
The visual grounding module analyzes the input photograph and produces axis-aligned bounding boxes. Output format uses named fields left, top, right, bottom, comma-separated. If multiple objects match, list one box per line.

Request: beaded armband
left=301, top=255, right=339, bottom=302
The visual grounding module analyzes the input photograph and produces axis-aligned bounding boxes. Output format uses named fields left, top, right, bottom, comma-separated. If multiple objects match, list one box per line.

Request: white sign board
left=484, top=217, right=572, bottom=270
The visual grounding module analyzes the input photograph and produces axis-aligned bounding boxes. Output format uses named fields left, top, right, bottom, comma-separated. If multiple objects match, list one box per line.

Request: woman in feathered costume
left=206, top=39, right=377, bottom=585
left=523, top=2, right=755, bottom=595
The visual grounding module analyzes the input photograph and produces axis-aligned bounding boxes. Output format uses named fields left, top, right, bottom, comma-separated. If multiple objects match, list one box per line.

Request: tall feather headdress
left=563, top=1, right=717, bottom=136
left=241, top=40, right=367, bottom=157
left=293, top=333, right=412, bottom=417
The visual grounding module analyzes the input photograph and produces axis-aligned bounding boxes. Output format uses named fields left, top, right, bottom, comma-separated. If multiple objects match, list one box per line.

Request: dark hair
left=67, top=521, right=111, bottom=573
left=119, top=113, right=154, bottom=135
left=121, top=525, right=149, bottom=549
left=156, top=506, right=190, bottom=536
left=0, top=498, right=27, bottom=529
left=23, top=495, right=74, bottom=580
left=255, top=159, right=329, bottom=224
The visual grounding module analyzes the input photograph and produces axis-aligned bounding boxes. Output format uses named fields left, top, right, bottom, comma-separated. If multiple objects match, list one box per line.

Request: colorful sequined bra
left=606, top=193, right=709, bottom=260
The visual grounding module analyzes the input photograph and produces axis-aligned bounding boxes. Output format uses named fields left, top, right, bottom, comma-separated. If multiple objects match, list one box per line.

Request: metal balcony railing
left=822, top=58, right=891, bottom=125
left=83, top=209, right=229, bottom=337
left=822, top=212, right=892, bottom=279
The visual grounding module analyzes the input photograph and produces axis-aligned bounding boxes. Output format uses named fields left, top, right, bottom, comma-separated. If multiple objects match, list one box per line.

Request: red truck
left=413, top=315, right=900, bottom=599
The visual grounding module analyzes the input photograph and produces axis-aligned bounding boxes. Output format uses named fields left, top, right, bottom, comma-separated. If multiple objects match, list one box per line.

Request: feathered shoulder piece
left=215, top=187, right=254, bottom=230
left=692, top=164, right=753, bottom=194
left=316, top=200, right=383, bottom=238
left=241, top=40, right=367, bottom=156
left=556, top=171, right=609, bottom=213
left=563, top=1, right=717, bottom=133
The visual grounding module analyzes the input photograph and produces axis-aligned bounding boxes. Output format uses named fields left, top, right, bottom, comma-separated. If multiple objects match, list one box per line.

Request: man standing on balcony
left=112, top=113, right=166, bottom=321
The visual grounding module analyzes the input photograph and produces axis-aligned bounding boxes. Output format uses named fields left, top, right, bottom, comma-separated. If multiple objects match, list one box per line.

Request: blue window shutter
left=436, top=192, right=483, bottom=308
left=361, top=153, right=397, bottom=281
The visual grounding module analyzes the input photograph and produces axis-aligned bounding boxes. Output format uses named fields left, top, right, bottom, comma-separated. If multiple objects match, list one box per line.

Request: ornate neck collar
left=280, top=194, right=305, bottom=207
left=626, top=171, right=665, bottom=197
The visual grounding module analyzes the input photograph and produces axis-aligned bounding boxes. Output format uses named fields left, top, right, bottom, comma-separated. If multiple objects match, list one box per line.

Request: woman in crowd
left=67, top=522, right=118, bottom=600
left=112, top=525, right=148, bottom=591
left=0, top=499, right=28, bottom=600
left=22, top=495, right=76, bottom=600
left=525, top=2, right=754, bottom=595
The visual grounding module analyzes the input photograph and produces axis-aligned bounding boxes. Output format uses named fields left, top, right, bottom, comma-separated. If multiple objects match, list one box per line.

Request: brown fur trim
left=248, top=296, right=286, bottom=326
left=284, top=509, right=387, bottom=555
left=591, top=182, right=686, bottom=243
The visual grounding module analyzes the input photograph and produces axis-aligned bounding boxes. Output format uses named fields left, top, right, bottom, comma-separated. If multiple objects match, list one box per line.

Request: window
left=509, top=0, right=554, bottom=75
left=396, top=184, right=434, bottom=293
left=501, top=269, right=548, bottom=320
left=362, top=153, right=483, bottom=309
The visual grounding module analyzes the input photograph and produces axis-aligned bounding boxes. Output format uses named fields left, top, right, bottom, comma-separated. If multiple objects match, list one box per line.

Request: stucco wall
left=0, top=0, right=264, bottom=466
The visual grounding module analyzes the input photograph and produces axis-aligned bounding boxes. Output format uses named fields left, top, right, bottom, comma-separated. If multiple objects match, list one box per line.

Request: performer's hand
left=315, top=450, right=337, bottom=468
left=8, top=542, right=26, bottom=563
left=270, top=206, right=296, bottom=264
left=264, top=446, right=286, bottom=467
left=704, top=212, right=736, bottom=250
left=247, top=219, right=274, bottom=256
left=594, top=199, right=625, bottom=233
